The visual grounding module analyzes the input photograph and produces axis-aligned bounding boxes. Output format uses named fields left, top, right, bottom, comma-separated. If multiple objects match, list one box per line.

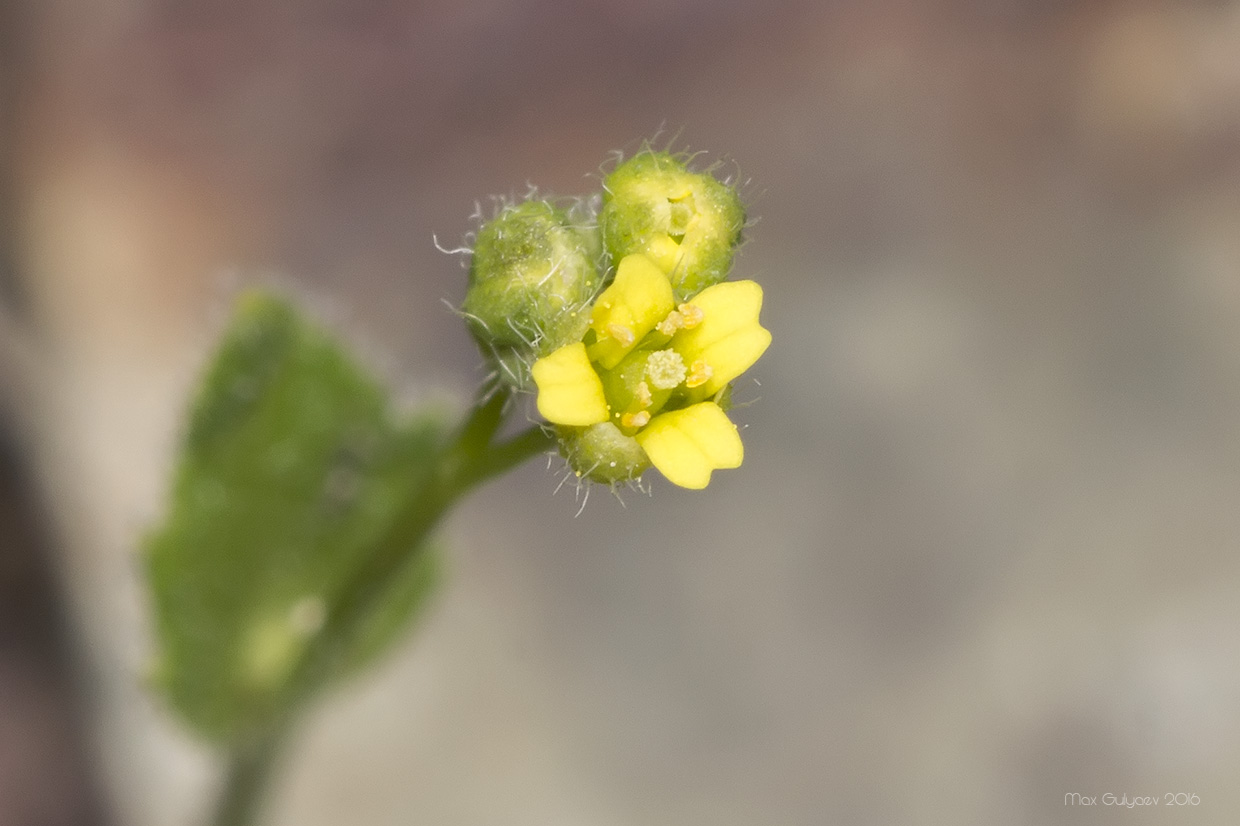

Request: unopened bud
left=463, top=201, right=601, bottom=388
left=558, top=421, right=650, bottom=485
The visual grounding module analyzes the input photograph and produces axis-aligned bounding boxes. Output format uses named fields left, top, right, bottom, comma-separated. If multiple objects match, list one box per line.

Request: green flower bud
left=600, top=151, right=745, bottom=298
left=463, top=200, right=601, bottom=388
left=557, top=421, right=650, bottom=485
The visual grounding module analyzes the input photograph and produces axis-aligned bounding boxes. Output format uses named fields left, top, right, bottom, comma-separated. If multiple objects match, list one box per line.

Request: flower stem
left=209, top=389, right=554, bottom=826
left=211, top=724, right=289, bottom=826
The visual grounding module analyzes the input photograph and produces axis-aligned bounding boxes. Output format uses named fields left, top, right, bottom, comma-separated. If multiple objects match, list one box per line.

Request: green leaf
left=146, top=291, right=448, bottom=744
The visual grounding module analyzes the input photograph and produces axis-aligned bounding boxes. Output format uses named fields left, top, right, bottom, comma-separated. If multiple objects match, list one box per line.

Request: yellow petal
left=587, top=254, right=675, bottom=369
left=531, top=343, right=609, bottom=426
left=634, top=402, right=743, bottom=489
left=643, top=234, right=684, bottom=275
left=672, top=280, right=771, bottom=398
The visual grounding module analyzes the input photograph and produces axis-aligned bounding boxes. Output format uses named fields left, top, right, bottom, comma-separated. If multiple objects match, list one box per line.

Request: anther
left=656, top=310, right=684, bottom=336
left=635, top=381, right=653, bottom=409
left=621, top=410, right=651, bottom=429
left=677, top=303, right=704, bottom=329
left=685, top=359, right=714, bottom=389
left=606, top=323, right=635, bottom=347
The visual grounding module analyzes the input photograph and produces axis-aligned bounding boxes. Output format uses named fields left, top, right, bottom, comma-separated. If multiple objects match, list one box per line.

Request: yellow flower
left=531, top=254, right=770, bottom=489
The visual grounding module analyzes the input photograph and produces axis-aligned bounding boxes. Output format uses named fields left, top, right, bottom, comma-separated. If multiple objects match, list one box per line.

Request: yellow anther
left=635, top=381, right=653, bottom=409
left=656, top=310, right=684, bottom=337
left=621, top=410, right=651, bottom=429
left=606, top=323, right=636, bottom=348
left=685, top=359, right=714, bottom=389
left=677, top=303, right=704, bottom=329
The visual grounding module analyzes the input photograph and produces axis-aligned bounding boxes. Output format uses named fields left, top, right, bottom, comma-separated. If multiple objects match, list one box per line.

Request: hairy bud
left=557, top=422, right=651, bottom=485
left=463, top=201, right=601, bottom=388
left=600, top=151, right=745, bottom=298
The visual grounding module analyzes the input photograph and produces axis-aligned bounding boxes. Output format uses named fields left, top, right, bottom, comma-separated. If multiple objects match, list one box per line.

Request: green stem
left=459, top=423, right=556, bottom=490
left=209, top=390, right=555, bottom=826
left=211, top=725, right=289, bottom=826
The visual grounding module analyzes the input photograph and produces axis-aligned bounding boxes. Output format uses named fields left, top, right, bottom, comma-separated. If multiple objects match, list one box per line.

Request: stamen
left=685, top=359, right=714, bottom=389
left=645, top=350, right=687, bottom=390
left=677, top=303, right=704, bottom=329
left=621, top=410, right=651, bottom=429
left=605, top=323, right=635, bottom=347
left=656, top=310, right=683, bottom=336
left=635, top=381, right=653, bottom=409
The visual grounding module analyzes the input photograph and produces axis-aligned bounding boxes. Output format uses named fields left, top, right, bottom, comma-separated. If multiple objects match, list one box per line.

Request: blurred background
left=3, top=1, right=1240, bottom=824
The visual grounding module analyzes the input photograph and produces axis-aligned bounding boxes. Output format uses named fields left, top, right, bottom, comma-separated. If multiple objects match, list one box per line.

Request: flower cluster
left=462, top=149, right=770, bottom=489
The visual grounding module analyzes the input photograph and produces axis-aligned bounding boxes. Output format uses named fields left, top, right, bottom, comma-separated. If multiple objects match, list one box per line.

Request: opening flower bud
left=600, top=151, right=745, bottom=298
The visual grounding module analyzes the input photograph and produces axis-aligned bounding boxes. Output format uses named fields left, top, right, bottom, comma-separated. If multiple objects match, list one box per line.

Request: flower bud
left=600, top=151, right=745, bottom=298
left=557, top=421, right=650, bottom=485
left=463, top=201, right=601, bottom=388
